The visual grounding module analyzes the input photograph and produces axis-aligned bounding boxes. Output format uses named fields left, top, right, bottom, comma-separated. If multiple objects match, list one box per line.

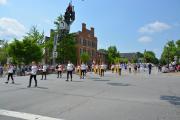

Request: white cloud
left=138, top=36, right=152, bottom=43
left=0, top=17, right=26, bottom=40
left=0, top=0, right=7, bottom=5
left=139, top=21, right=171, bottom=34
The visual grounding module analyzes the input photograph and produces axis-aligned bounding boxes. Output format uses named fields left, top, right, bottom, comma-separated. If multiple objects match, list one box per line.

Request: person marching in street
left=100, top=62, right=105, bottom=77
left=128, top=62, right=132, bottom=73
left=56, top=63, right=63, bottom=78
left=80, top=62, right=86, bottom=79
left=27, top=61, right=38, bottom=88
left=5, top=63, right=15, bottom=84
left=134, top=63, right=137, bottom=73
left=41, top=64, right=47, bottom=80
left=148, top=63, right=152, bottom=75
left=0, top=64, right=3, bottom=77
left=118, top=63, right=122, bottom=76
left=111, top=64, right=115, bottom=73
left=66, top=61, right=74, bottom=81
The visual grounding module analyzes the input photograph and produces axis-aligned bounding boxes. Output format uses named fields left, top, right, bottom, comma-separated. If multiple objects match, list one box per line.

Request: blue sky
left=0, top=0, right=180, bottom=58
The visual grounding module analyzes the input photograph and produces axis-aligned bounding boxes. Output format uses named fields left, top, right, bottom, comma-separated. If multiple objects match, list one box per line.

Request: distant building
left=44, top=23, right=106, bottom=65
left=75, top=23, right=98, bottom=65
left=120, top=53, right=137, bottom=60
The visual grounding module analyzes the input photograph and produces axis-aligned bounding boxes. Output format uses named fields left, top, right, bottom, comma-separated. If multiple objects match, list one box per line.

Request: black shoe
left=12, top=82, right=15, bottom=84
left=34, top=85, right=37, bottom=87
left=41, top=79, right=43, bottom=80
left=5, top=82, right=8, bottom=84
left=66, top=80, right=69, bottom=81
left=44, top=79, right=46, bottom=80
left=27, top=86, right=31, bottom=88
left=71, top=79, right=72, bottom=81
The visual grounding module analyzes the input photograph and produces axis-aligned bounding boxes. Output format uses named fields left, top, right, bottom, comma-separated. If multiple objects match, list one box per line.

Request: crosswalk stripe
left=0, top=109, right=64, bottom=120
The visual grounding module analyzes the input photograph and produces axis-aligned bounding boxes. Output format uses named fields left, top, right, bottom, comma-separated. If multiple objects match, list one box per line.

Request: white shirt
left=58, top=65, right=63, bottom=71
left=101, top=64, right=106, bottom=69
left=8, top=65, right=14, bottom=73
left=67, top=63, right=74, bottom=71
left=42, top=65, right=47, bottom=72
left=81, top=64, right=86, bottom=70
left=31, top=65, right=38, bottom=75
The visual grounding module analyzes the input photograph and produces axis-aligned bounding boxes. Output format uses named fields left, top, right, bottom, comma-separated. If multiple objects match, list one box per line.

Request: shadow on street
left=160, top=95, right=180, bottom=106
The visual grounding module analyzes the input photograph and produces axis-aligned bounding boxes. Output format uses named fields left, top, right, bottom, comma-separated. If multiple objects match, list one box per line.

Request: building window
left=80, top=48, right=83, bottom=55
left=83, top=39, right=86, bottom=46
left=80, top=38, right=83, bottom=45
left=88, top=41, right=91, bottom=47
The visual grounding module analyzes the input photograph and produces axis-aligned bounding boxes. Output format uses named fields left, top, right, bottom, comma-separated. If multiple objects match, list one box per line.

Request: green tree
left=0, top=40, right=8, bottom=64
left=144, top=51, right=158, bottom=64
left=22, top=39, right=43, bottom=64
left=107, top=46, right=120, bottom=64
left=56, top=33, right=77, bottom=64
left=24, top=26, right=44, bottom=45
left=7, top=27, right=44, bottom=64
left=176, top=40, right=180, bottom=61
left=80, top=52, right=90, bottom=63
left=7, top=39, right=24, bottom=64
left=161, top=40, right=177, bottom=64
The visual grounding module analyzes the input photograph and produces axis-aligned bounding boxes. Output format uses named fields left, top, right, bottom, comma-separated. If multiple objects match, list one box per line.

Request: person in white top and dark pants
left=56, top=64, right=63, bottom=78
left=66, top=61, right=74, bottom=81
left=28, top=61, right=38, bottom=87
left=41, top=64, right=47, bottom=80
left=5, top=63, right=14, bottom=84
left=80, top=62, right=86, bottom=79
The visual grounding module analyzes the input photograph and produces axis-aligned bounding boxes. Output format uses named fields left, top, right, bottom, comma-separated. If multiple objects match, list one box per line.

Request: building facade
left=75, top=23, right=98, bottom=65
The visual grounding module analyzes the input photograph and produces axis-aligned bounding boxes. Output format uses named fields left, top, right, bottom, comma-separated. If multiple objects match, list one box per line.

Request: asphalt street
left=0, top=69, right=180, bottom=120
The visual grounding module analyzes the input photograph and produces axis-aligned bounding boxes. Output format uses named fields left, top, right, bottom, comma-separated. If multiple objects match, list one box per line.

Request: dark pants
left=129, top=68, right=131, bottom=73
left=41, top=72, right=47, bottom=80
left=67, top=71, right=72, bottom=81
left=100, top=69, right=104, bottom=77
left=81, top=70, right=86, bottom=79
left=119, top=68, right=122, bottom=76
left=28, top=75, right=37, bottom=87
left=149, top=69, right=151, bottom=75
left=57, top=71, right=62, bottom=78
left=7, top=73, right=14, bottom=82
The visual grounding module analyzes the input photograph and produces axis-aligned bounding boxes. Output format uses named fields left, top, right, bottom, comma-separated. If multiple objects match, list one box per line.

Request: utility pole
left=52, top=2, right=75, bottom=66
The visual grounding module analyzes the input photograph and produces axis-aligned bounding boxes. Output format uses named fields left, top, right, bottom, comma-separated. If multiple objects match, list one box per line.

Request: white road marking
left=0, top=109, right=64, bottom=120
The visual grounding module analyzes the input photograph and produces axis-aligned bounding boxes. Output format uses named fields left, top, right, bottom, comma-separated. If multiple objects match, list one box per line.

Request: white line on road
left=0, top=109, right=64, bottom=120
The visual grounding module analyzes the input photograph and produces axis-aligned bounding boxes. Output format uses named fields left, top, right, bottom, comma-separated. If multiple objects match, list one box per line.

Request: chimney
left=82, top=23, right=86, bottom=32
left=91, top=27, right=94, bottom=36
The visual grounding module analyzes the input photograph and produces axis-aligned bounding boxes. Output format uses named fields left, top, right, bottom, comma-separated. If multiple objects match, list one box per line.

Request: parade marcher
left=111, top=64, right=115, bottom=73
left=137, top=63, right=140, bottom=72
left=143, top=63, right=147, bottom=72
left=56, top=64, right=63, bottom=78
left=119, top=63, right=122, bottom=76
left=134, top=64, right=137, bottom=73
left=66, top=61, right=74, bottom=81
left=100, top=62, right=105, bottom=77
left=158, top=64, right=162, bottom=72
left=0, top=65, right=3, bottom=77
left=5, top=63, right=14, bottom=84
left=80, top=62, right=86, bottom=79
left=41, top=64, right=47, bottom=80
left=27, top=61, right=38, bottom=87
left=95, top=64, right=99, bottom=74
left=128, top=62, right=132, bottom=73
left=148, top=63, right=152, bottom=75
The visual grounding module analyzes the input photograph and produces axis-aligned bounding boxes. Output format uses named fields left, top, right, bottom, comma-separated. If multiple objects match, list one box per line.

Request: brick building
left=75, top=23, right=98, bottom=65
